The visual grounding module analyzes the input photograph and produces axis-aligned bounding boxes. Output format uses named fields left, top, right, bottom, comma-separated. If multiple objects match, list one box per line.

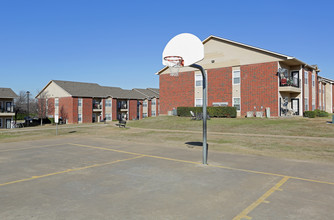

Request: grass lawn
left=1, top=115, right=333, bottom=163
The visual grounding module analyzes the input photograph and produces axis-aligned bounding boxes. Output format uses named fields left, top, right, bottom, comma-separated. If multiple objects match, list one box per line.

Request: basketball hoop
left=164, top=56, right=184, bottom=77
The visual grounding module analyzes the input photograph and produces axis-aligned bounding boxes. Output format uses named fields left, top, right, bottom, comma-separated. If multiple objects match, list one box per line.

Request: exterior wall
left=105, top=98, right=113, bottom=121
left=148, top=100, right=152, bottom=117
left=139, top=100, right=143, bottom=119
left=112, top=98, right=117, bottom=120
left=47, top=98, right=55, bottom=116
left=240, top=61, right=279, bottom=116
left=82, top=98, right=92, bottom=123
left=324, top=83, right=332, bottom=113
left=128, top=100, right=138, bottom=120
left=102, top=99, right=106, bottom=119
left=207, top=66, right=232, bottom=106
left=42, top=82, right=71, bottom=98
left=72, top=97, right=78, bottom=123
left=159, top=38, right=283, bottom=75
left=159, top=71, right=195, bottom=114
left=0, top=116, right=14, bottom=129
left=58, top=97, right=74, bottom=124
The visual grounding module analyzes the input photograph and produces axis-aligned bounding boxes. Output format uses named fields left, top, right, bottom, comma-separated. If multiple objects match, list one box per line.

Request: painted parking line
left=68, top=143, right=334, bottom=186
left=0, top=155, right=144, bottom=187
left=0, top=143, right=65, bottom=153
left=233, top=176, right=290, bottom=220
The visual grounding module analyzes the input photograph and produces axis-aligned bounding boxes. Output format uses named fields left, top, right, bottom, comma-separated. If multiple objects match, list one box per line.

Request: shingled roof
left=0, top=88, right=18, bottom=98
left=53, top=80, right=110, bottom=98
left=133, top=88, right=159, bottom=99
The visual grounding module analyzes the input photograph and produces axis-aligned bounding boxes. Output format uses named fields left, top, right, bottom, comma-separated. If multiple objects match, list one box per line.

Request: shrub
left=318, top=111, right=329, bottom=117
left=177, top=106, right=237, bottom=118
left=304, top=111, right=316, bottom=118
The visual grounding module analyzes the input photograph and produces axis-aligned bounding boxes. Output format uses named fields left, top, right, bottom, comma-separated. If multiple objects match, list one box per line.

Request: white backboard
left=163, top=33, right=204, bottom=67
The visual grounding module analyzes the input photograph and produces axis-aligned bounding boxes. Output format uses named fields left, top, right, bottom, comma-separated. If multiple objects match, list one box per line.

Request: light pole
left=26, top=91, right=30, bottom=123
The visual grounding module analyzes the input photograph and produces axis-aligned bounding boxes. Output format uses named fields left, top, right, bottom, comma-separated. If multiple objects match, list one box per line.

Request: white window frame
left=142, top=113, right=148, bottom=118
left=78, top=98, right=82, bottom=107
left=233, top=70, right=240, bottom=85
left=304, top=98, right=309, bottom=111
left=233, top=97, right=241, bottom=111
left=152, top=99, right=156, bottom=105
left=106, top=100, right=112, bottom=107
left=195, top=73, right=203, bottom=87
left=312, top=74, right=315, bottom=87
left=55, top=98, right=59, bottom=107
left=143, top=101, right=148, bottom=107
left=304, top=72, right=308, bottom=84
left=152, top=110, right=156, bottom=116
left=106, top=113, right=111, bottom=121
left=78, top=114, right=82, bottom=123
left=312, top=98, right=315, bottom=111
left=195, top=98, right=203, bottom=107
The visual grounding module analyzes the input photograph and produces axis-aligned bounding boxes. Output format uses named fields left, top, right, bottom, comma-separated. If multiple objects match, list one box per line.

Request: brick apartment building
left=0, top=88, right=18, bottom=129
left=36, top=80, right=159, bottom=124
left=157, top=35, right=334, bottom=117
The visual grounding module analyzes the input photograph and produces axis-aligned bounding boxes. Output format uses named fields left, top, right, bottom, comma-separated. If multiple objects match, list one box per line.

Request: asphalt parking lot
left=1, top=137, right=334, bottom=219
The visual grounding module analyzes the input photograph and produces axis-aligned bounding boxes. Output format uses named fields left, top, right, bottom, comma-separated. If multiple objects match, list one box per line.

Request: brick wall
left=112, top=98, right=117, bottom=120
left=148, top=100, right=152, bottom=117
left=240, top=61, right=279, bottom=116
left=102, top=99, right=106, bottom=119
left=207, top=67, right=232, bottom=106
left=302, top=69, right=305, bottom=113
left=59, top=97, right=74, bottom=123
left=128, top=100, right=138, bottom=120
left=47, top=98, right=55, bottom=116
left=159, top=71, right=195, bottom=114
left=72, top=97, right=78, bottom=123
left=82, top=98, right=92, bottom=123
left=156, top=98, right=159, bottom=115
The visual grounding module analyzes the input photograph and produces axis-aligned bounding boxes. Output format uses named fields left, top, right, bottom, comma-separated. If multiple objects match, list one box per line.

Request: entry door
left=6, top=119, right=11, bottom=129
left=291, top=99, right=299, bottom=115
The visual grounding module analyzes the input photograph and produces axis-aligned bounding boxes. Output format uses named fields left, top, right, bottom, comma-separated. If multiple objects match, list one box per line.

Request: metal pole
left=190, top=64, right=208, bottom=165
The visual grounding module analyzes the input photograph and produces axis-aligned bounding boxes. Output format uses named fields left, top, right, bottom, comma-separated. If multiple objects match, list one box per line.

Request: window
left=152, top=99, right=156, bottom=105
left=312, top=75, right=315, bottom=87
left=6, top=102, right=11, bottom=112
left=0, top=102, right=2, bottom=112
left=106, top=114, right=111, bottom=120
left=233, top=98, right=240, bottom=111
left=312, top=98, right=315, bottom=110
left=0, top=118, right=2, bottom=128
left=304, top=72, right=308, bottom=84
left=195, top=98, right=203, bottom=107
left=142, top=113, right=148, bottom=118
left=304, top=98, right=308, bottom=111
left=78, top=98, right=82, bottom=107
left=143, top=101, right=148, bottom=107
left=152, top=111, right=156, bottom=116
left=195, top=74, right=203, bottom=87
left=78, top=114, right=82, bottom=123
left=55, top=98, right=59, bottom=107
left=106, top=100, right=112, bottom=107
left=319, top=85, right=321, bottom=94
left=233, top=70, right=240, bottom=85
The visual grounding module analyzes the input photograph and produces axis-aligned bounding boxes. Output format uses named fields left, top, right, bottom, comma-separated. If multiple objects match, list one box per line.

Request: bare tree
left=36, top=91, right=54, bottom=126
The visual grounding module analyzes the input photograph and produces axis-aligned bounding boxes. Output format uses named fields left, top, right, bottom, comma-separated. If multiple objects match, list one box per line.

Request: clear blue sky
left=1, top=0, right=333, bottom=97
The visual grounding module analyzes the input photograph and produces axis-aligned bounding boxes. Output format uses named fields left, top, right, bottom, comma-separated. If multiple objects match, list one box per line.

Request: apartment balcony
left=279, top=77, right=301, bottom=93
left=92, top=103, right=102, bottom=112
left=0, top=108, right=15, bottom=116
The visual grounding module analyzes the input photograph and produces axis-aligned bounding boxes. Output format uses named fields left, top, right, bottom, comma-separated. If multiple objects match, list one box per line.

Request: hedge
left=304, top=110, right=329, bottom=118
left=177, top=106, right=237, bottom=118
left=303, top=111, right=316, bottom=118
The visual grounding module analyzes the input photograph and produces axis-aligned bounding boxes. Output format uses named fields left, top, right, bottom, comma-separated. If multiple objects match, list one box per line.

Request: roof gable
left=0, top=88, right=18, bottom=98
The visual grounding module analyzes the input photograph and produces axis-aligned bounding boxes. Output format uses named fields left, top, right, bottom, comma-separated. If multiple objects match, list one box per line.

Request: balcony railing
left=118, top=105, right=128, bottom=110
left=0, top=108, right=14, bottom=113
left=279, top=77, right=300, bottom=88
left=92, top=104, right=102, bottom=109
